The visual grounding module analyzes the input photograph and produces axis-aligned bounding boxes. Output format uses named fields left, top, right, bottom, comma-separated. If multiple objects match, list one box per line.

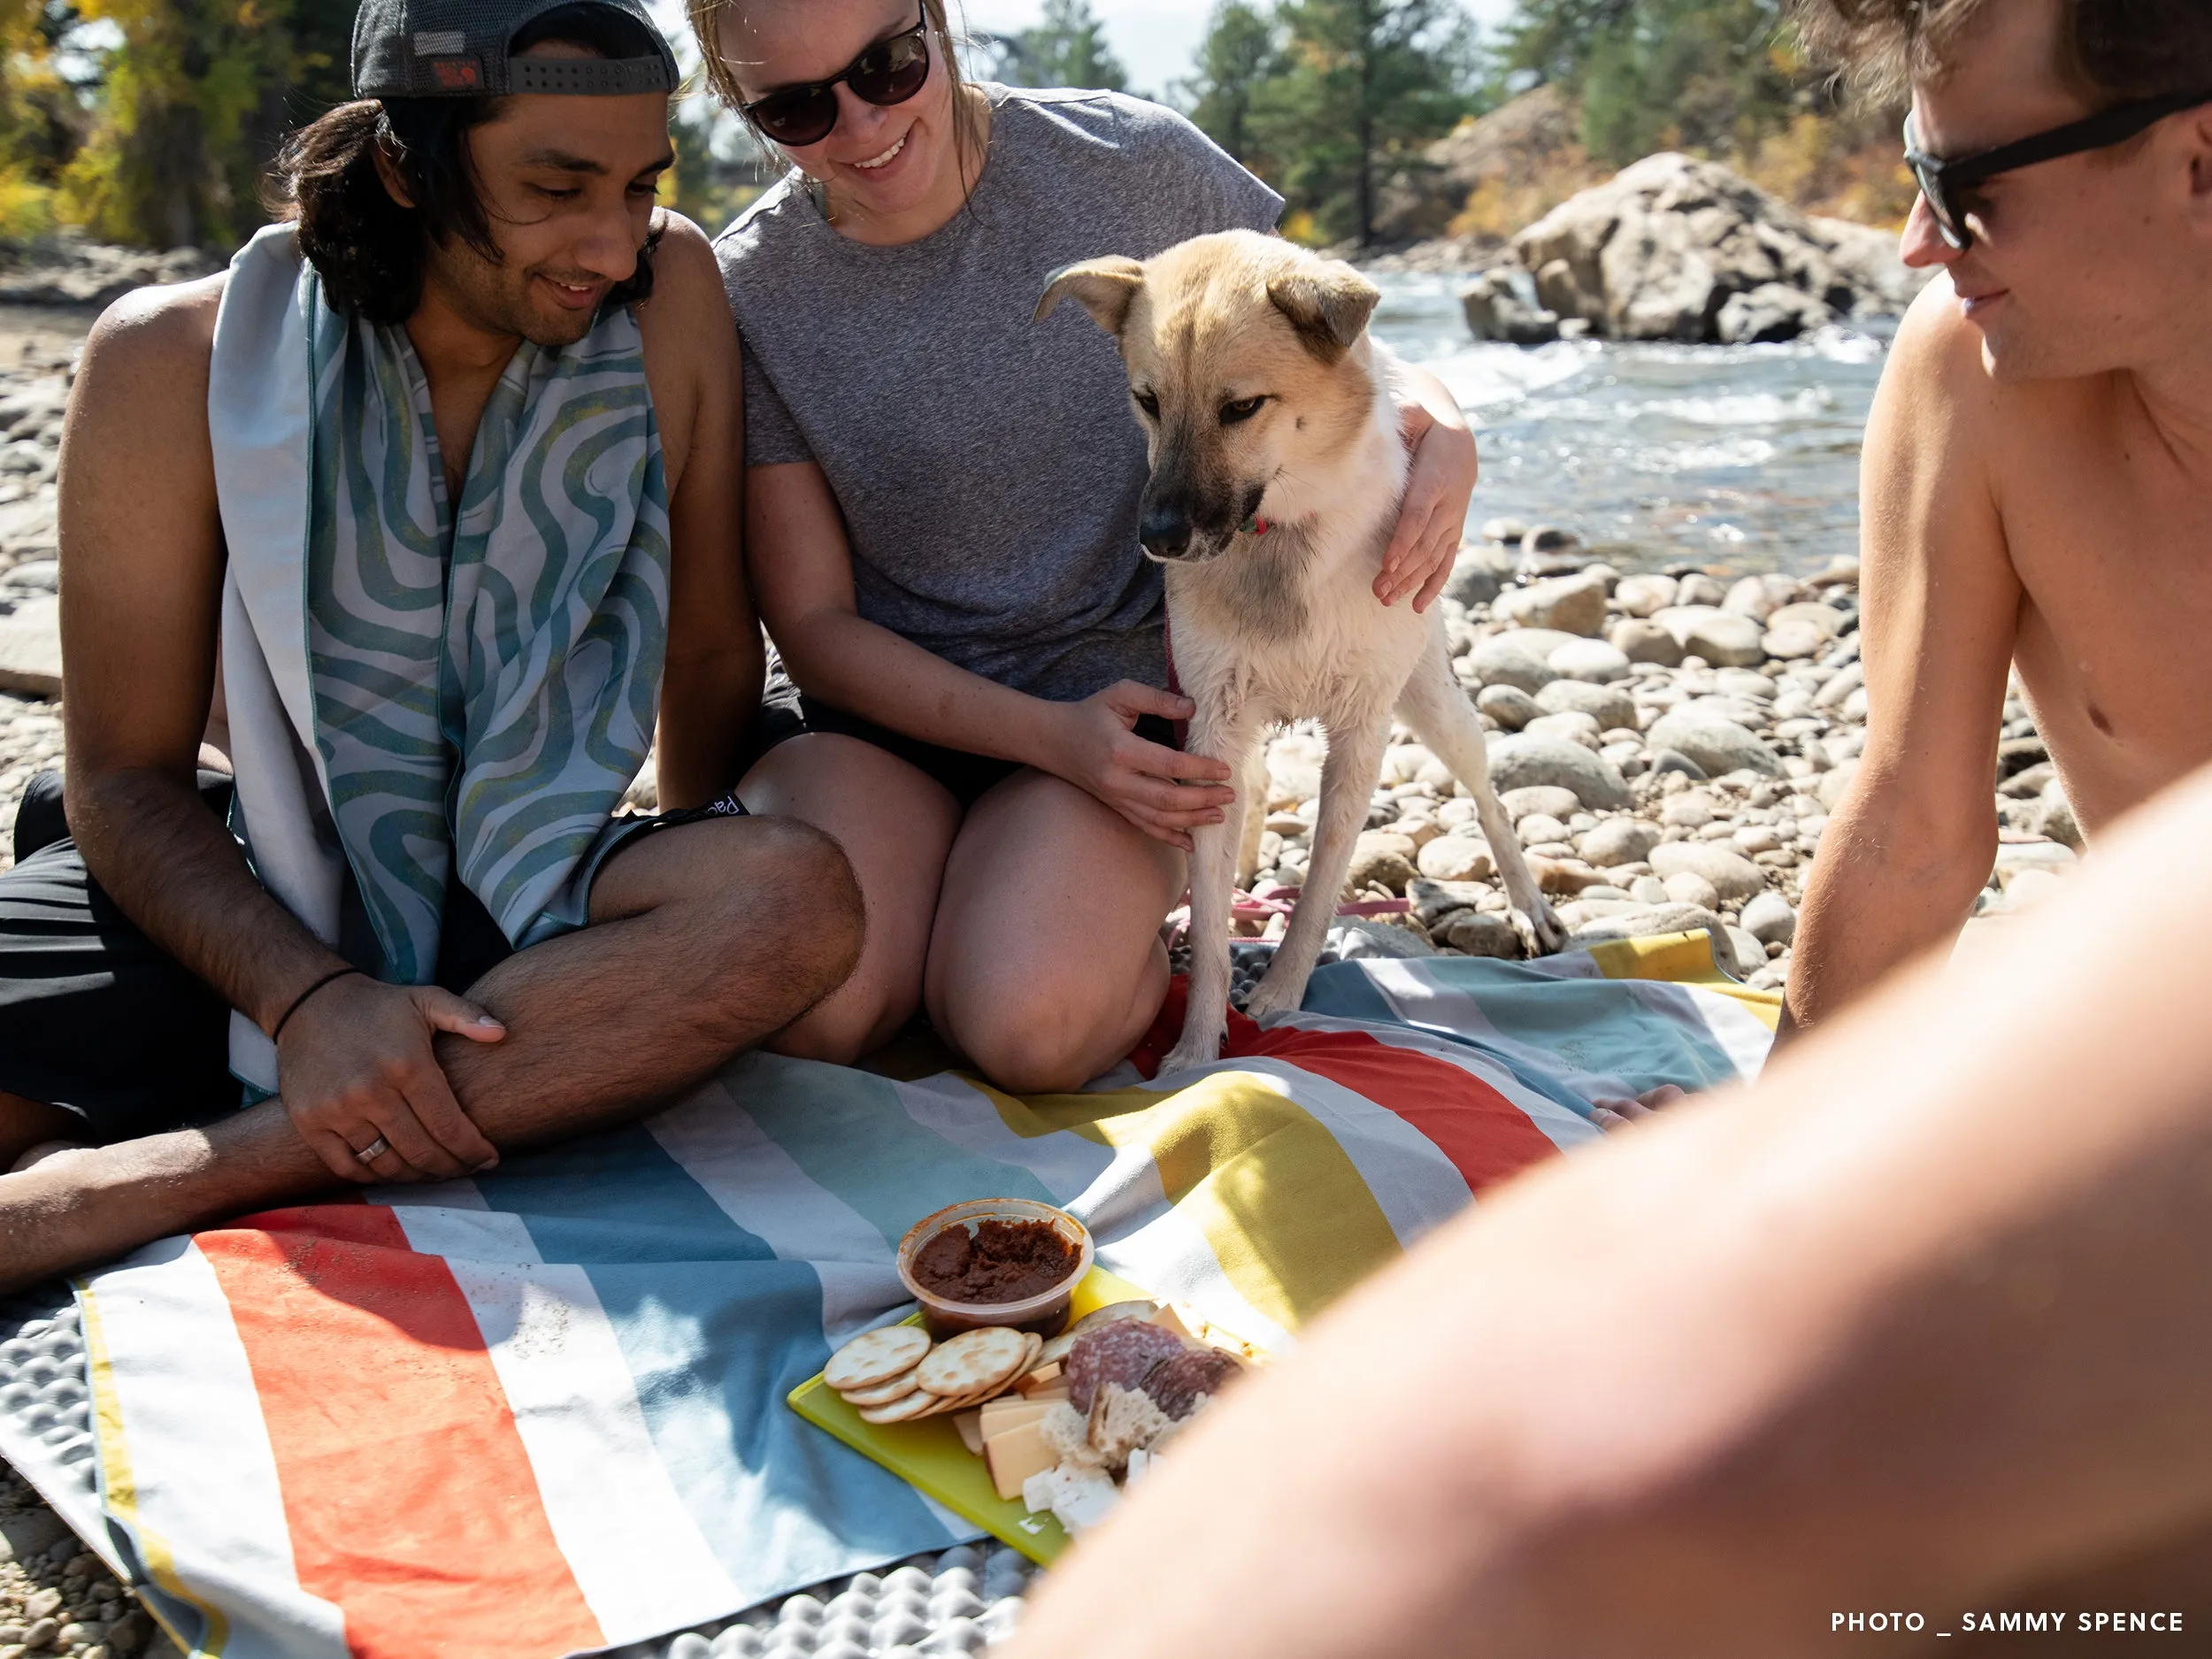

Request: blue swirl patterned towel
left=208, top=224, right=671, bottom=1092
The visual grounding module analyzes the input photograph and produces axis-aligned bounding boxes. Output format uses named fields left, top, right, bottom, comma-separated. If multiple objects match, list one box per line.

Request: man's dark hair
left=1791, top=0, right=2212, bottom=104
left=266, top=3, right=664, bottom=325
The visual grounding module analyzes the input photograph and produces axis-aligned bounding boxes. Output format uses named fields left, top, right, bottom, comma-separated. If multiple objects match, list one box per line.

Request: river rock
left=1724, top=573, right=1803, bottom=619
left=1409, top=877, right=1493, bottom=926
left=1649, top=840, right=1766, bottom=902
left=1511, top=154, right=1877, bottom=344
left=1578, top=817, right=1663, bottom=868
left=0, top=593, right=59, bottom=695
left=1330, top=918, right=1438, bottom=960
left=1629, top=874, right=1669, bottom=905
left=1493, top=571, right=1608, bottom=637
left=1348, top=832, right=1418, bottom=895
left=1417, top=834, right=1495, bottom=882
left=1668, top=576, right=1720, bottom=609
left=1660, top=789, right=1717, bottom=827
left=1443, top=549, right=1509, bottom=609
left=1536, top=677, right=1636, bottom=732
left=1546, top=638, right=1631, bottom=683
left=1767, top=601, right=1844, bottom=640
left=1609, top=617, right=1684, bottom=665
left=1486, top=733, right=1631, bottom=810
left=1467, top=636, right=1555, bottom=695
left=1740, top=890, right=1797, bottom=946
left=1500, top=785, right=1580, bottom=821
left=1476, top=683, right=1540, bottom=731
left=2038, top=783, right=2083, bottom=852
left=1818, top=758, right=1861, bottom=812
left=1480, top=516, right=1529, bottom=545
left=1644, top=711, right=1781, bottom=778
left=1613, top=572, right=1678, bottom=618
left=1717, top=282, right=1834, bottom=343
left=1525, top=710, right=1602, bottom=749
left=1650, top=606, right=1766, bottom=668
left=1515, top=811, right=1570, bottom=846
left=1442, top=910, right=1521, bottom=957
left=1663, top=870, right=1722, bottom=910
left=1461, top=267, right=1561, bottom=346
left=1761, top=620, right=1827, bottom=659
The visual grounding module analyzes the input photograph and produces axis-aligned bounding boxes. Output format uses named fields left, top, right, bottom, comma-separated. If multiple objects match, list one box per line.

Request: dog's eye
left=1133, top=388, right=1161, bottom=419
left=1219, top=396, right=1267, bottom=426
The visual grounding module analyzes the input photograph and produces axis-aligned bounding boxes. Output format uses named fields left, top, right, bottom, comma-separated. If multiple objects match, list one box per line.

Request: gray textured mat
left=0, top=1286, right=1037, bottom=1656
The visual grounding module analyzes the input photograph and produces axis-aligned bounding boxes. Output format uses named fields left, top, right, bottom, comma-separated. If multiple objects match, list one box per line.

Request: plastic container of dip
left=896, top=1198, right=1094, bottom=1339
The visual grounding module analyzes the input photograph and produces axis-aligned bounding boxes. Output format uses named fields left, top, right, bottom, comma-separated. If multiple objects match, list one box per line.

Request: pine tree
left=993, top=0, right=1129, bottom=94
left=1180, top=2, right=1279, bottom=168
left=1250, top=0, right=1477, bottom=247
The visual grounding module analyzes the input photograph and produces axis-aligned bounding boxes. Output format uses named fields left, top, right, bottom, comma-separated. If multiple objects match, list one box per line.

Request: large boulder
left=1374, top=84, right=1585, bottom=244
left=1510, top=154, right=1916, bottom=344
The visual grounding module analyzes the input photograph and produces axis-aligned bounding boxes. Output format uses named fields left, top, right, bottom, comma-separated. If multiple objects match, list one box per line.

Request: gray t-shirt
left=716, top=85, right=1283, bottom=703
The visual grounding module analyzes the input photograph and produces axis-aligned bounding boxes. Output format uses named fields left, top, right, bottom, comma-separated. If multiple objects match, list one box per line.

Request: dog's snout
left=1141, top=501, right=1195, bottom=560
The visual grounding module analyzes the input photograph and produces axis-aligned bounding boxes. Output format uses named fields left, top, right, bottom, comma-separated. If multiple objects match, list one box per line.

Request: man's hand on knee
left=277, top=976, right=506, bottom=1183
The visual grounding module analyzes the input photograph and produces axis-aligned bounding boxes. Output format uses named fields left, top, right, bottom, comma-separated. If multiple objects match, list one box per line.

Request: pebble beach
left=1247, top=519, right=2077, bottom=995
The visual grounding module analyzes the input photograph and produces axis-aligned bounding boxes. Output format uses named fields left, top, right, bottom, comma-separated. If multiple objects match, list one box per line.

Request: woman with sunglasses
left=693, top=0, right=1483, bottom=1092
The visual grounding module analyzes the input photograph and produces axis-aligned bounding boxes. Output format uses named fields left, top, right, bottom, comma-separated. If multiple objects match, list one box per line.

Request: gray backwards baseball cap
left=352, top=0, right=678, bottom=99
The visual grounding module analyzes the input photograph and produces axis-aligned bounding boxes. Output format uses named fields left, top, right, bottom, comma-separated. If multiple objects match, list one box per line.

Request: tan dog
left=1039, top=230, right=1563, bottom=1074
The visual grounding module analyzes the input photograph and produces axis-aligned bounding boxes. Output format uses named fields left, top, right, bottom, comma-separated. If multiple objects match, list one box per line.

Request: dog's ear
left=1266, top=264, right=1381, bottom=363
left=1035, top=257, right=1147, bottom=335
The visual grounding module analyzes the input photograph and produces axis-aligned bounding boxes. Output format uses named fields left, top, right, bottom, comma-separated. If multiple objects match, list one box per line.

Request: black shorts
left=0, top=772, right=745, bottom=1144
left=750, top=674, right=1181, bottom=810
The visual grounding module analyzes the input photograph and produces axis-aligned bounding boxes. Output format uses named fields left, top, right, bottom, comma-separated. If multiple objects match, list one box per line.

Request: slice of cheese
left=1015, top=1363, right=1064, bottom=1396
left=1150, top=1304, right=1195, bottom=1342
left=980, top=1397, right=1054, bottom=1433
left=954, top=1410, right=986, bottom=1456
left=986, top=1418, right=1060, bottom=1502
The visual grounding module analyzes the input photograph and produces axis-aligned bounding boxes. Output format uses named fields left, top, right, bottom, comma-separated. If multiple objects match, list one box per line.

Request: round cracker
left=1019, top=1332, right=1044, bottom=1373
left=857, top=1387, right=945, bottom=1425
left=825, top=1325, right=932, bottom=1393
left=840, top=1367, right=920, bottom=1409
left=915, top=1325, right=1027, bottom=1399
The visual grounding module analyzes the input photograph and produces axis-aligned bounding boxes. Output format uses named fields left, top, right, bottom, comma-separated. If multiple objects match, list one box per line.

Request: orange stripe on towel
left=198, top=1206, right=603, bottom=1659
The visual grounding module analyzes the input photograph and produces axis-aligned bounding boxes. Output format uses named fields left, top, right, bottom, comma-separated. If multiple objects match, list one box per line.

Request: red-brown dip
left=910, top=1217, right=1079, bottom=1304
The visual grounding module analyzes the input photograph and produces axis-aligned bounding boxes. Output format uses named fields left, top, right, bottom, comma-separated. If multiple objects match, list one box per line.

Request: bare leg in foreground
left=1005, top=763, right=2212, bottom=1657
left=0, top=815, right=861, bottom=1289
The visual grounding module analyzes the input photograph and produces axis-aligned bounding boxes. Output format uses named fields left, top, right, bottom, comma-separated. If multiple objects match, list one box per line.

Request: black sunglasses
left=1904, top=88, right=2212, bottom=251
left=739, top=4, right=933, bottom=149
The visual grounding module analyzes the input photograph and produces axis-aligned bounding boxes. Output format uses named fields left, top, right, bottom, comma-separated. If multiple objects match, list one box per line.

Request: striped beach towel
left=79, top=945, right=1773, bottom=1658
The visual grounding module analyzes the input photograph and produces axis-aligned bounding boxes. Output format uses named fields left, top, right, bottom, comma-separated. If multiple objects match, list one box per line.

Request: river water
left=1368, top=272, right=1894, bottom=580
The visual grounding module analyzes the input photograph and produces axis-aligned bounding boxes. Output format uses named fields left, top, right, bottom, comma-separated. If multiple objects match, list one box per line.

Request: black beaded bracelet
left=271, top=966, right=363, bottom=1042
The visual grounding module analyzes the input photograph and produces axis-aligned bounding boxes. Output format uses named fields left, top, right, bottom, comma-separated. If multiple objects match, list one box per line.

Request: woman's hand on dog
left=1056, top=682, right=1237, bottom=851
left=1380, top=374, right=1481, bottom=612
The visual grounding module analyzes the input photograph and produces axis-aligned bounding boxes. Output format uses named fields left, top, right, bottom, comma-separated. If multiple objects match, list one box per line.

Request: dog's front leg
left=1159, top=707, right=1258, bottom=1076
left=1246, top=716, right=1389, bottom=1020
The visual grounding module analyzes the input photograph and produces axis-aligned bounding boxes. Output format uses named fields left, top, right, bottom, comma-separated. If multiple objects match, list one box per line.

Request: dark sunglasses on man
left=1905, top=87, right=2212, bottom=252
left=740, top=2, right=933, bottom=148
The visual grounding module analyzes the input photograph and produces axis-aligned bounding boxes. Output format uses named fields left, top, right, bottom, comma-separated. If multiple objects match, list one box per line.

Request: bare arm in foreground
left=1781, top=285, right=2020, bottom=1041
left=1008, top=758, right=2212, bottom=1657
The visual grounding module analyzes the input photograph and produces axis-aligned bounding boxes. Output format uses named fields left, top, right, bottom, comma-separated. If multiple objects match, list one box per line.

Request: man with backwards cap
left=0, top=0, right=864, bottom=1286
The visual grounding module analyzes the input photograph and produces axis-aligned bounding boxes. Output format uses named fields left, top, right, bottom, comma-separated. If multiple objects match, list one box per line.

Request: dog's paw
left=1240, top=971, right=1308, bottom=1022
left=1157, top=1029, right=1226, bottom=1077
left=1523, top=899, right=1569, bottom=956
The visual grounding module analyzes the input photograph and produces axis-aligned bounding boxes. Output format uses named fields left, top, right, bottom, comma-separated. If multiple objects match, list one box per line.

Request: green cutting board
left=787, top=1265, right=1156, bottom=1566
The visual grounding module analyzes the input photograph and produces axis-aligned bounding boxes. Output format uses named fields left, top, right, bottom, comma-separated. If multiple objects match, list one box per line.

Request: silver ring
left=353, top=1135, right=390, bottom=1164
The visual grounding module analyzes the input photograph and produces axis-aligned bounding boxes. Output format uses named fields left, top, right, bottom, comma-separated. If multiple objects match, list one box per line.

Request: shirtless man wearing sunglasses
left=1781, top=0, right=2212, bottom=1041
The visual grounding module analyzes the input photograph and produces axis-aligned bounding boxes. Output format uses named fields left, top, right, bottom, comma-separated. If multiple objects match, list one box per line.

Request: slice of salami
left=1141, top=1347, right=1243, bottom=1420
left=1066, top=1319, right=1188, bottom=1412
